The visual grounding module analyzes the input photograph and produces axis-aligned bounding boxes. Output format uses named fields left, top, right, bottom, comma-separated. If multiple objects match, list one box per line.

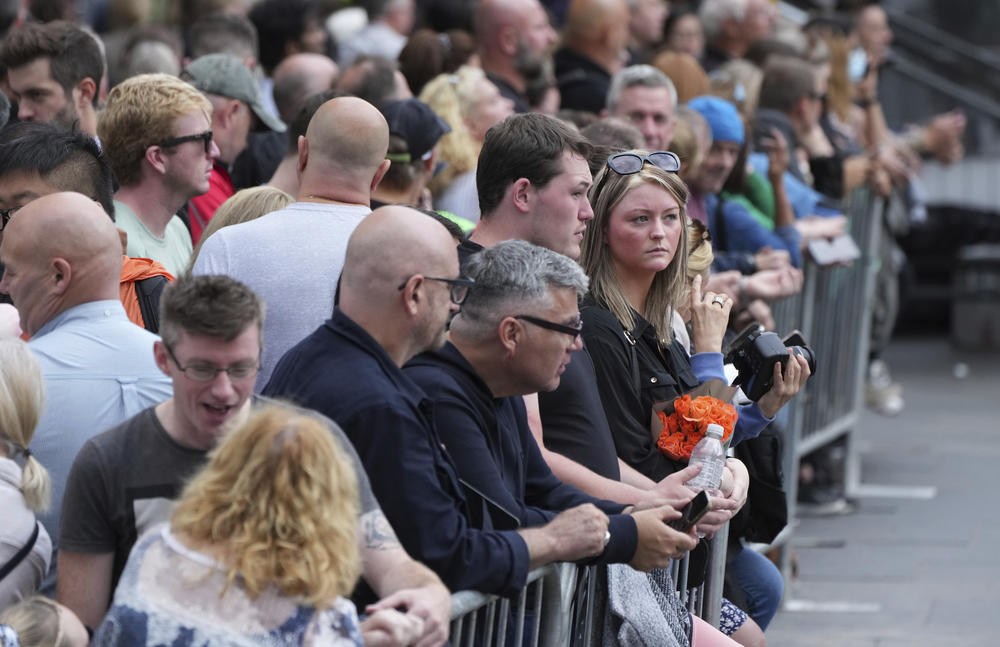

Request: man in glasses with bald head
left=99, top=73, right=220, bottom=276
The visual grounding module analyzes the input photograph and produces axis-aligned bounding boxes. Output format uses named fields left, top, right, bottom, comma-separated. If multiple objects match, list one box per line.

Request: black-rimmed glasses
left=0, top=205, right=21, bottom=231
left=155, top=130, right=214, bottom=154
left=397, top=276, right=475, bottom=306
left=515, top=314, right=583, bottom=340
left=163, top=342, right=259, bottom=382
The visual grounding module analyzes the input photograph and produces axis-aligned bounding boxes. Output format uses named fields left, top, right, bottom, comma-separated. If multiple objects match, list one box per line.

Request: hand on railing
left=741, top=266, right=803, bottom=301
left=627, top=504, right=699, bottom=571
left=694, top=495, right=739, bottom=538
left=754, top=246, right=791, bottom=271
left=360, top=608, right=426, bottom=647
left=520, top=503, right=609, bottom=568
left=365, top=582, right=451, bottom=647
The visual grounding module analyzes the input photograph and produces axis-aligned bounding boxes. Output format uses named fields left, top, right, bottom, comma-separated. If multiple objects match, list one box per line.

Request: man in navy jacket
left=265, top=206, right=616, bottom=597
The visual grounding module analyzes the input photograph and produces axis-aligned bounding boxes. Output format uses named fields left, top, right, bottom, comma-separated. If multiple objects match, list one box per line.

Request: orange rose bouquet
left=656, top=394, right=737, bottom=461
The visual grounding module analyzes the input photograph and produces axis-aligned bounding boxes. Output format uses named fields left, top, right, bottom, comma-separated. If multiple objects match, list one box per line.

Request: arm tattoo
left=361, top=511, right=401, bottom=551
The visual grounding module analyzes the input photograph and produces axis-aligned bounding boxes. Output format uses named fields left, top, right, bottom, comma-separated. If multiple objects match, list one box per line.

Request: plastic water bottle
left=685, top=424, right=725, bottom=492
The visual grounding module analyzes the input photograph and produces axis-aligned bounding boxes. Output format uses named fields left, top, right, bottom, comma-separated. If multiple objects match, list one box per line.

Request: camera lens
left=789, top=345, right=816, bottom=373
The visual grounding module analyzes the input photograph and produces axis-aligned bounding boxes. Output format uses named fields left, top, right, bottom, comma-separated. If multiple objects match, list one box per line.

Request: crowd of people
left=0, top=0, right=964, bottom=645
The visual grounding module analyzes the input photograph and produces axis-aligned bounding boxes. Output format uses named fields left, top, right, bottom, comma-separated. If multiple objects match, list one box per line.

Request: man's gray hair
left=606, top=64, right=678, bottom=113
left=699, top=0, right=748, bottom=42
left=453, top=240, right=588, bottom=340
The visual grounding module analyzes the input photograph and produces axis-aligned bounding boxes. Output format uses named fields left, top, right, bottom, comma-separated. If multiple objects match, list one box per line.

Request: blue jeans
left=727, top=545, right=783, bottom=630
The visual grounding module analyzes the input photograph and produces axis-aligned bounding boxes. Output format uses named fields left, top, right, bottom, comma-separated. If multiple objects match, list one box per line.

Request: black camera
left=724, top=325, right=817, bottom=402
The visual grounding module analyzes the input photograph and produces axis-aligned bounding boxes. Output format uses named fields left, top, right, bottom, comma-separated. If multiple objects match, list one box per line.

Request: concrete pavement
left=764, top=335, right=1000, bottom=646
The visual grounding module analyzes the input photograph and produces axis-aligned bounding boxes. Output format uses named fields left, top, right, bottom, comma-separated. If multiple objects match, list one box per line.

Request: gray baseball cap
left=183, top=54, right=286, bottom=133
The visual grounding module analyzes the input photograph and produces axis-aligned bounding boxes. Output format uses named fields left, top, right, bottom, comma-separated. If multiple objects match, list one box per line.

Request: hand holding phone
left=668, top=490, right=711, bottom=532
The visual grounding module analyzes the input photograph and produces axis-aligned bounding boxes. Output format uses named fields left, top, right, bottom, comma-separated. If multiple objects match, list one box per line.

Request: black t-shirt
left=537, top=346, right=621, bottom=480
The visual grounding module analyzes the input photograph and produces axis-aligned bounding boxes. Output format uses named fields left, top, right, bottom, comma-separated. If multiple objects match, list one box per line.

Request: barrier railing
left=766, top=187, right=886, bottom=583
left=450, top=533, right=731, bottom=646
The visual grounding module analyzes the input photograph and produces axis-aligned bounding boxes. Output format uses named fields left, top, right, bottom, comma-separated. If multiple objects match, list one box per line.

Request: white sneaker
left=866, top=359, right=905, bottom=416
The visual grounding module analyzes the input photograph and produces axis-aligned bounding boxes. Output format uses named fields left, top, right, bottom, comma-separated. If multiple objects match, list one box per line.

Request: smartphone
left=669, top=490, right=711, bottom=532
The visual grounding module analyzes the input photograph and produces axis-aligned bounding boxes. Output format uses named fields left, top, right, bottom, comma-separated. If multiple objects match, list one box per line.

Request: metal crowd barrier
left=766, top=187, right=887, bottom=580
left=449, top=534, right=731, bottom=646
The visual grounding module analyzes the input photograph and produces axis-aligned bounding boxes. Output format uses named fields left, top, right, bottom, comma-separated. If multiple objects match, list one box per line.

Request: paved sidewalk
left=764, top=336, right=999, bottom=647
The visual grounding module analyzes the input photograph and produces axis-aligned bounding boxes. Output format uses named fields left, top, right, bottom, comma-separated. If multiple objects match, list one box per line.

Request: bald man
left=271, top=53, right=339, bottom=125
left=0, top=192, right=172, bottom=585
left=265, top=206, right=610, bottom=599
left=477, top=0, right=558, bottom=113
left=554, top=0, right=632, bottom=114
left=193, top=96, right=390, bottom=389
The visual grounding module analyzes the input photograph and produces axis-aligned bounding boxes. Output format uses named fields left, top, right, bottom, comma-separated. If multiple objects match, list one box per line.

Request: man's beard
left=514, top=40, right=548, bottom=83
left=52, top=98, right=82, bottom=132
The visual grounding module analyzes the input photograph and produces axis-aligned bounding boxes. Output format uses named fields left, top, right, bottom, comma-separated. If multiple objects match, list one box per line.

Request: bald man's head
left=341, top=205, right=460, bottom=353
left=272, top=53, right=339, bottom=124
left=564, top=0, right=629, bottom=48
left=0, top=191, right=122, bottom=335
left=300, top=96, right=390, bottom=191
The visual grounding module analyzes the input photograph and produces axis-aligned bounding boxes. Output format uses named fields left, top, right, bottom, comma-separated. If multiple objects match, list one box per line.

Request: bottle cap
left=706, top=423, right=723, bottom=438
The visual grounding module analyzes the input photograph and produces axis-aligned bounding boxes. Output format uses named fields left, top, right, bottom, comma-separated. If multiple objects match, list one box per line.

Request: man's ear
left=145, top=145, right=169, bottom=175
left=399, top=275, right=422, bottom=316
left=498, top=316, right=521, bottom=355
left=74, top=77, right=97, bottom=109
left=297, top=135, right=309, bottom=173
left=152, top=340, right=171, bottom=375
left=510, top=178, right=533, bottom=214
left=50, top=257, right=72, bottom=295
left=371, top=158, right=392, bottom=193
left=498, top=26, right=518, bottom=57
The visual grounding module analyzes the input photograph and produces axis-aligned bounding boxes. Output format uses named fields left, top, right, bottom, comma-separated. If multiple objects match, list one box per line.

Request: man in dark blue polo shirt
left=406, top=240, right=699, bottom=573
left=264, top=205, right=614, bottom=597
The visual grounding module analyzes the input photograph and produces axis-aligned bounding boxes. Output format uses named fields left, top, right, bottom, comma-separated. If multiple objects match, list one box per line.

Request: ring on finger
left=712, top=296, right=726, bottom=307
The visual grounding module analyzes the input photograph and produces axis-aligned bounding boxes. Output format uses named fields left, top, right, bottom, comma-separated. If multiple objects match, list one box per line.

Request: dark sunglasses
left=155, top=129, right=214, bottom=154
left=606, top=150, right=681, bottom=175
left=593, top=150, right=681, bottom=198
left=397, top=275, right=475, bottom=305
left=515, top=314, right=583, bottom=340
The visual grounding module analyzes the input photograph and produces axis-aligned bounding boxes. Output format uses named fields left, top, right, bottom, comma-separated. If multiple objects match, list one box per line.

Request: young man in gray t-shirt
left=57, top=274, right=451, bottom=645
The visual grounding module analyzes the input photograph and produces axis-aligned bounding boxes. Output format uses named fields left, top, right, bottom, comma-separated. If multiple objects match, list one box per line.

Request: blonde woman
left=0, top=339, right=52, bottom=609
left=94, top=406, right=422, bottom=646
left=419, top=65, right=515, bottom=222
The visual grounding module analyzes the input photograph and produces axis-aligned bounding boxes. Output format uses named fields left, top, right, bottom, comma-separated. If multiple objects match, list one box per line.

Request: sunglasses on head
left=606, top=150, right=681, bottom=175
left=592, top=150, right=681, bottom=199
left=155, top=130, right=214, bottom=154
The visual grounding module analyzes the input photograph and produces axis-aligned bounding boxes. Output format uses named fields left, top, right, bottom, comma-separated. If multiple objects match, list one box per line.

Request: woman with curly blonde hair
left=419, top=65, right=514, bottom=222
left=0, top=339, right=53, bottom=609
left=94, top=405, right=419, bottom=645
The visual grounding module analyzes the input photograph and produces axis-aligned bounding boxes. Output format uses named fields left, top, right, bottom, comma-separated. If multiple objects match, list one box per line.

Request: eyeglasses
left=0, top=205, right=21, bottom=231
left=593, top=150, right=681, bottom=197
left=515, top=314, right=584, bottom=340
left=155, top=130, right=214, bottom=154
left=163, top=342, right=259, bottom=382
left=397, top=275, right=475, bottom=305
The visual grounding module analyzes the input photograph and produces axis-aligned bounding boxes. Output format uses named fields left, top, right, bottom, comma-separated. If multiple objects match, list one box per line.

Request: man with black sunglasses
left=99, top=74, right=217, bottom=277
